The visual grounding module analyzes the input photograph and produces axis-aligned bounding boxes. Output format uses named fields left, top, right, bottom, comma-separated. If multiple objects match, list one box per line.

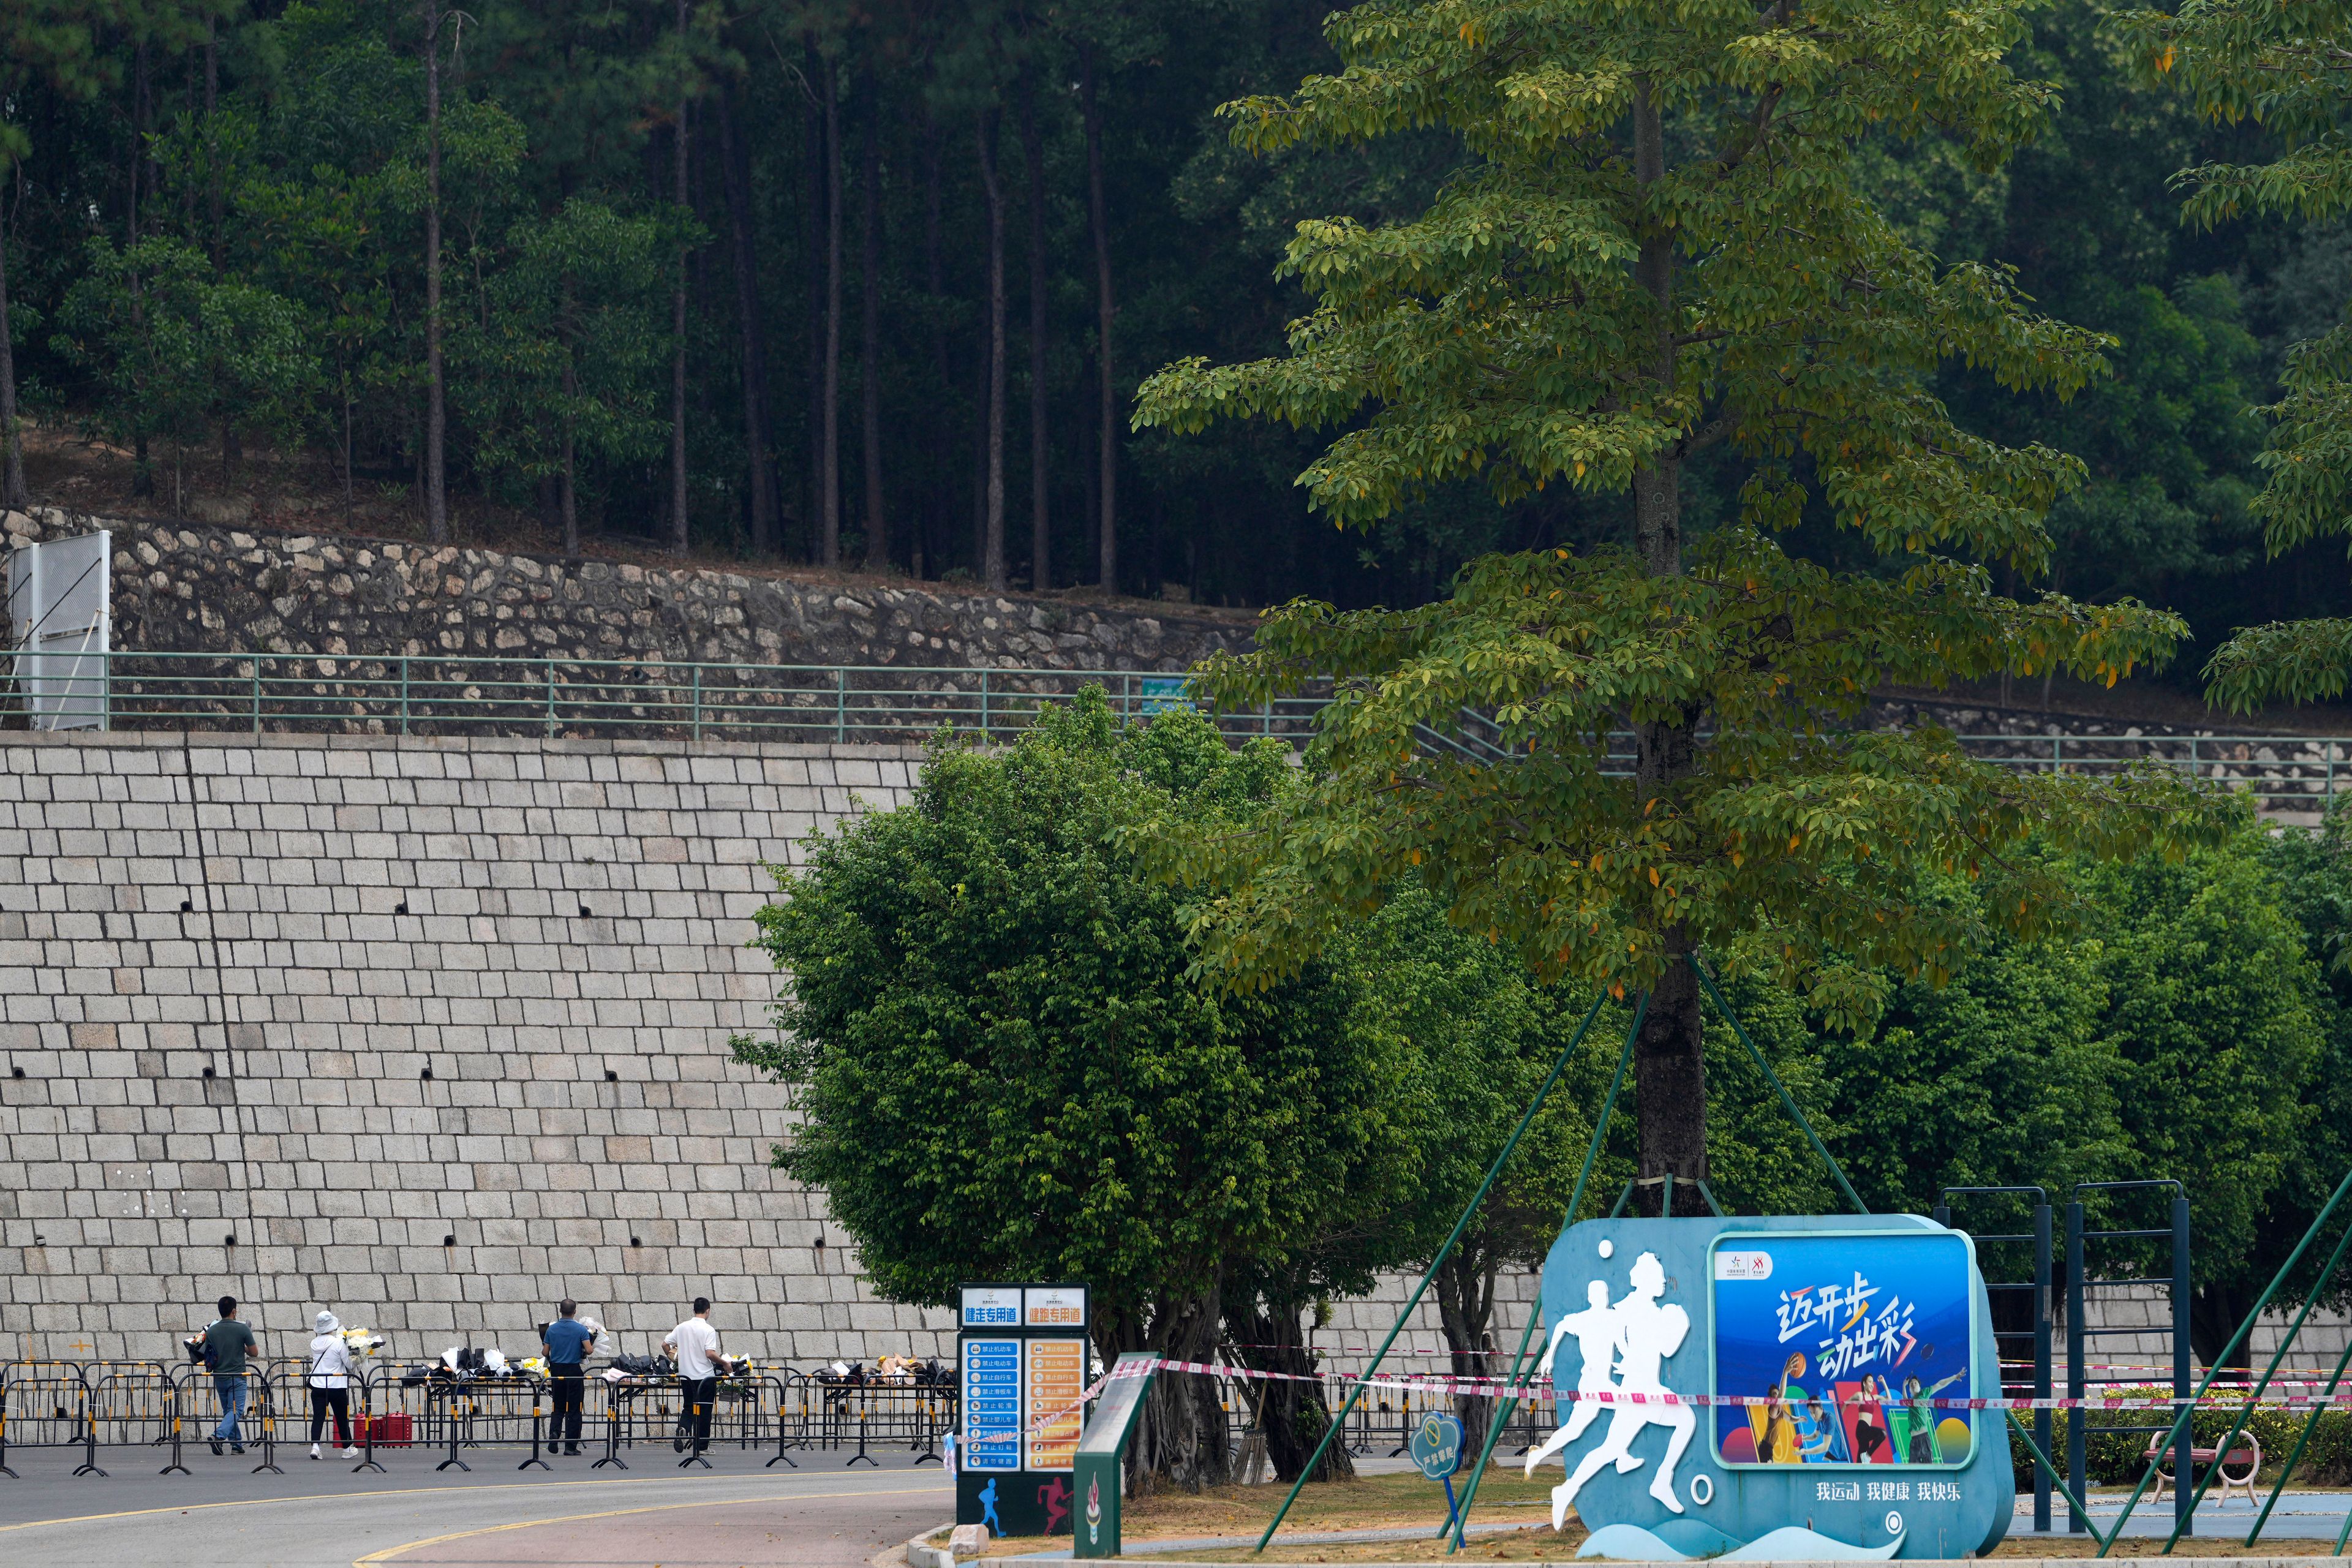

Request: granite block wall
left=3, top=726, right=2339, bottom=1378
left=0, top=726, right=956, bottom=1368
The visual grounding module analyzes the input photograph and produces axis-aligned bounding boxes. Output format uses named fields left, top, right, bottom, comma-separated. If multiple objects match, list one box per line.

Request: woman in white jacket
left=307, top=1311, right=359, bottom=1459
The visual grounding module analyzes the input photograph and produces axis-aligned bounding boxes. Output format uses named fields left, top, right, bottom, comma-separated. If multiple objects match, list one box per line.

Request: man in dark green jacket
left=202, top=1296, right=258, bottom=1455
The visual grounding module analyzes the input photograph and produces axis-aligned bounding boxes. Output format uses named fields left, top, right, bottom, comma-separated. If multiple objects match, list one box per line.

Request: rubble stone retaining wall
left=1, top=505, right=1250, bottom=673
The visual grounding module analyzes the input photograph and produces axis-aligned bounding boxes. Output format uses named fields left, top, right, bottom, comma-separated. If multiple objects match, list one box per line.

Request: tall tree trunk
left=1019, top=67, right=1049, bottom=592
left=559, top=284, right=580, bottom=557
left=803, top=40, right=827, bottom=563
left=128, top=40, right=151, bottom=499
left=715, top=85, right=774, bottom=556
left=1626, top=78, right=1706, bottom=1208
left=970, top=336, right=989, bottom=575
left=0, top=205, right=24, bottom=510
left=922, top=111, right=949, bottom=581
left=1130, top=1286, right=1231, bottom=1493
left=861, top=93, right=886, bottom=571
left=421, top=0, right=448, bottom=543
left=820, top=54, right=842, bottom=566
left=977, top=111, right=1006, bottom=592
left=205, top=20, right=222, bottom=260
left=1079, top=43, right=1117, bottom=592
left=1233, top=1292, right=1354, bottom=1485
left=669, top=0, right=690, bottom=558
left=1434, top=1246, right=1499, bottom=1467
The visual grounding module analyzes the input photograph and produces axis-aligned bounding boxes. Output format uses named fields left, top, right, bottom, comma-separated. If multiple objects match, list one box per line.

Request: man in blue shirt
left=541, top=1300, right=598, bottom=1455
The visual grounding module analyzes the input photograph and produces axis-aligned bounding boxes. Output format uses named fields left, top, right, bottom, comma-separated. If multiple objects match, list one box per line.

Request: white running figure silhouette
left=1523, top=1250, right=1697, bottom=1528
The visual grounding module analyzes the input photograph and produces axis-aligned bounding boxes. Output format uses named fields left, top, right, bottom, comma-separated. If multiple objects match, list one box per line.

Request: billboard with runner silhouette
left=1526, top=1213, right=2006, bottom=1561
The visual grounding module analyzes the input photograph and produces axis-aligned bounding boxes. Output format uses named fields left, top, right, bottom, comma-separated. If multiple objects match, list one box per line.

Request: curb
left=904, top=1523, right=956, bottom=1568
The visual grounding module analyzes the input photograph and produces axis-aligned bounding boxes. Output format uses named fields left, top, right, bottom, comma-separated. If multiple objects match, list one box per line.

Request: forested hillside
left=1, top=0, right=2346, bottom=685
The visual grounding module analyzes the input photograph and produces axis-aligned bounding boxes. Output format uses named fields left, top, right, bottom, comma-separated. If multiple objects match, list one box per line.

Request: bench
left=2143, top=1431, right=2261, bottom=1506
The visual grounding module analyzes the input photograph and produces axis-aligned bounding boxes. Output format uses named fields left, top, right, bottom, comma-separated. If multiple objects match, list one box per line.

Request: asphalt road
left=0, top=1441, right=951, bottom=1567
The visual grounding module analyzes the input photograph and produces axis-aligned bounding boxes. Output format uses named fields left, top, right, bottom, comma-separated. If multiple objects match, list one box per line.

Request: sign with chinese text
left=1024, top=1336, right=1087, bottom=1470
left=1024, top=1286, right=1087, bottom=1329
left=960, top=1338, right=1022, bottom=1472
left=962, top=1286, right=1022, bottom=1329
left=1528, top=1215, right=2006, bottom=1561
left=1711, top=1231, right=1975, bottom=1469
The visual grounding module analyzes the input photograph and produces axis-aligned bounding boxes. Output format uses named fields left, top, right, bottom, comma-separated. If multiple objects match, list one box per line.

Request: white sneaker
left=341, top=1446, right=359, bottom=1457
left=309, top=1444, right=321, bottom=1459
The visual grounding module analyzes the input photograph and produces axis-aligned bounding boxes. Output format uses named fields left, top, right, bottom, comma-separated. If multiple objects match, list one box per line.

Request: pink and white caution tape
left=1110, top=1356, right=2352, bottom=1412
left=960, top=1371, right=1112, bottom=1450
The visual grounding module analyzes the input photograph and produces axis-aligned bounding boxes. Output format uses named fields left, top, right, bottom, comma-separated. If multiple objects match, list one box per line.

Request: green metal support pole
left=692, top=665, right=703, bottom=742
left=2166, top=1212, right=2352, bottom=1551
left=400, top=656, right=410, bottom=736
left=2095, top=1161, right=2352, bottom=1558
left=2007, top=1409, right=2110, bottom=1552
left=1256, top=990, right=1629, bottom=1553
left=2246, top=1332, right=2352, bottom=1545
left=1446, top=997, right=1646, bottom=1553
left=1689, top=955, right=1868, bottom=1215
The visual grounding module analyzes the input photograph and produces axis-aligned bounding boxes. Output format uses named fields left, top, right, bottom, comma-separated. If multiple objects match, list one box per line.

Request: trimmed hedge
left=2005, top=1385, right=2352, bottom=1490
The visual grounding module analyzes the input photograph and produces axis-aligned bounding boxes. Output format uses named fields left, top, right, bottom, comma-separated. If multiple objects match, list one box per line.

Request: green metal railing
left=2, top=649, right=2348, bottom=815
left=0, top=649, right=1330, bottom=749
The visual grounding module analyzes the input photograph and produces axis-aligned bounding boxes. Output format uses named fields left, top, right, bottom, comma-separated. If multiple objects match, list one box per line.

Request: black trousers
left=677, top=1376, right=717, bottom=1453
left=548, top=1366, right=585, bottom=1447
left=309, top=1386, right=351, bottom=1447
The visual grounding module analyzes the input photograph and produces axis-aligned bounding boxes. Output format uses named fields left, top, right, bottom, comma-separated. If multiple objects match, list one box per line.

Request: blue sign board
left=1409, top=1411, right=1464, bottom=1481
left=1526, top=1214, right=2007, bottom=1561
left=1711, top=1231, right=1975, bottom=1471
left=962, top=1337, right=1023, bottom=1473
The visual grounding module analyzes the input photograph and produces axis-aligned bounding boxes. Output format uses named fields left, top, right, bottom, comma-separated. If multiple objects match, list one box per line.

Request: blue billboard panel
left=1710, top=1231, right=1975, bottom=1469
left=962, top=1337, right=1024, bottom=1472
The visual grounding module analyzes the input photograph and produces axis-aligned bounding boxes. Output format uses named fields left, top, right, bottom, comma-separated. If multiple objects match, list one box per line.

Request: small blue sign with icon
left=1411, top=1411, right=1467, bottom=1532
left=1411, top=1411, right=1464, bottom=1480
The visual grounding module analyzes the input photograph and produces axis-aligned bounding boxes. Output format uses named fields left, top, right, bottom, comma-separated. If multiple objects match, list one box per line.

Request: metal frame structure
left=1934, top=1187, right=2054, bottom=1532
left=2067, top=1182, right=2193, bottom=1537
left=1, top=650, right=2350, bottom=814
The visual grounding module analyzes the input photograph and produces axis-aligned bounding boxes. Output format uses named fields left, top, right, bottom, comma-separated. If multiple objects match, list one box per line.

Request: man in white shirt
left=664, top=1297, right=723, bottom=1457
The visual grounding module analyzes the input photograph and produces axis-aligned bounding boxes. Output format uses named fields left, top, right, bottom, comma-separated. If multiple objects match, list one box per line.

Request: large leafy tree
left=1134, top=0, right=2222, bottom=1206
left=733, top=693, right=1408, bottom=1489
left=2144, top=0, right=2352, bottom=709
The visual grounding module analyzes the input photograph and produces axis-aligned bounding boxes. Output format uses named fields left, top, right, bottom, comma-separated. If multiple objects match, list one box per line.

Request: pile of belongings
left=601, top=1352, right=675, bottom=1384
left=874, top=1355, right=954, bottom=1387
left=415, top=1347, right=527, bottom=1383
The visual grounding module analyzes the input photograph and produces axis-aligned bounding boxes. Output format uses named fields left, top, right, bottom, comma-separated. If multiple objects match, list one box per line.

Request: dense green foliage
left=2144, top=0, right=2352, bottom=707
left=738, top=696, right=2351, bottom=1488
left=1130, top=0, right=2242, bottom=1193
left=0, top=0, right=2346, bottom=663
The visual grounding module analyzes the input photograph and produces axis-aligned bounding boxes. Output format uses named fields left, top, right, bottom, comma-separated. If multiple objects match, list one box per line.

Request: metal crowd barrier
left=0, top=1359, right=959, bottom=1478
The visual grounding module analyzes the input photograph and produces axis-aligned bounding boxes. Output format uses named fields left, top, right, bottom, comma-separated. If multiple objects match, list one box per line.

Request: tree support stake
left=1254, top=989, right=1622, bottom=1552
